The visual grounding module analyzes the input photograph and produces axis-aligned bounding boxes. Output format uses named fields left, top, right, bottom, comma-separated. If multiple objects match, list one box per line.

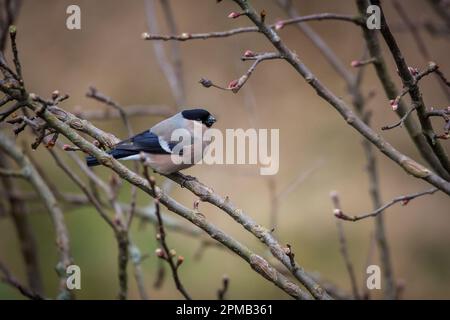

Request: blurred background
left=0, top=0, right=449, bottom=299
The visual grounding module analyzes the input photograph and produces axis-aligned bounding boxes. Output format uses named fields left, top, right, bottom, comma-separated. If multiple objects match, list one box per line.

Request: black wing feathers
left=86, top=130, right=178, bottom=167
left=115, top=130, right=172, bottom=154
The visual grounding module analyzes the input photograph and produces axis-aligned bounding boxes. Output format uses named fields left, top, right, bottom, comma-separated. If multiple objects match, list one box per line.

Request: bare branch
left=356, top=0, right=450, bottom=181
left=0, top=166, right=24, bottom=178
left=129, top=245, right=149, bottom=300
left=0, top=153, right=43, bottom=294
left=217, top=275, right=229, bottom=300
left=48, top=148, right=115, bottom=229
left=0, top=259, right=44, bottom=300
left=0, top=0, right=22, bottom=52
left=382, top=106, right=418, bottom=131
left=160, top=0, right=185, bottom=106
left=200, top=52, right=282, bottom=93
left=143, top=164, right=191, bottom=300
left=168, top=172, right=331, bottom=300
left=144, top=0, right=185, bottom=107
left=86, top=86, right=139, bottom=230
left=142, top=13, right=363, bottom=41
left=384, top=62, right=440, bottom=117
left=372, top=0, right=450, bottom=174
left=0, top=131, right=72, bottom=298
left=231, top=0, right=450, bottom=196
left=330, top=191, right=360, bottom=299
left=334, top=188, right=438, bottom=222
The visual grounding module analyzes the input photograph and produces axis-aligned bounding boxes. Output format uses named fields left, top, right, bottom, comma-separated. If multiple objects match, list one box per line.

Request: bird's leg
left=183, top=174, right=197, bottom=181
left=176, top=172, right=197, bottom=188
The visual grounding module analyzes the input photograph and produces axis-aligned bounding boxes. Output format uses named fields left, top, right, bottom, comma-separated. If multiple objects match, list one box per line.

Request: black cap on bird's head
left=181, top=108, right=216, bottom=127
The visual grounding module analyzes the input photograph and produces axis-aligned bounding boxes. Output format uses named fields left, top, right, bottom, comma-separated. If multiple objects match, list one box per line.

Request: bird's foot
left=183, top=174, right=197, bottom=181
left=179, top=173, right=197, bottom=188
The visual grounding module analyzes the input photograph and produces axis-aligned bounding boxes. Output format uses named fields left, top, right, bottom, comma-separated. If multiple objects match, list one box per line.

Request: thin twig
left=142, top=13, right=363, bottom=41
left=361, top=232, right=376, bottom=300
left=372, top=0, right=450, bottom=175
left=231, top=0, right=450, bottom=190
left=142, top=165, right=191, bottom=300
left=382, top=106, right=418, bottom=130
left=129, top=244, right=150, bottom=300
left=0, top=153, right=43, bottom=294
left=169, top=172, right=329, bottom=300
left=330, top=191, right=360, bottom=299
left=48, top=148, right=115, bottom=229
left=200, top=52, right=282, bottom=93
left=392, top=0, right=450, bottom=100
left=86, top=86, right=138, bottom=230
left=334, top=188, right=438, bottom=222
left=0, top=132, right=73, bottom=299
left=144, top=0, right=184, bottom=108
left=217, top=275, right=229, bottom=300
left=0, top=167, right=25, bottom=178
left=356, top=0, right=450, bottom=181
left=385, top=62, right=440, bottom=116
left=0, top=259, right=44, bottom=300
left=160, top=0, right=186, bottom=106
left=0, top=0, right=22, bottom=52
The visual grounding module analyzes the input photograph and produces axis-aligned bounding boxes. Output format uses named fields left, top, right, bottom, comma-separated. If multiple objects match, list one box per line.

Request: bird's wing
left=114, top=130, right=178, bottom=154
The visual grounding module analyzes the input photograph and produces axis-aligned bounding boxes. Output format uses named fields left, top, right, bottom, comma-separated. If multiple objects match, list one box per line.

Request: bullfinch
left=86, top=108, right=216, bottom=174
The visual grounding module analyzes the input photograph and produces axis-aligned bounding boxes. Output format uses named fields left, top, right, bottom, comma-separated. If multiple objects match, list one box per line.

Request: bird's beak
left=205, top=115, right=216, bottom=127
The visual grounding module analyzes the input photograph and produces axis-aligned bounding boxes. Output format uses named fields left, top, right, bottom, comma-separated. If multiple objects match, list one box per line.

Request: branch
left=372, top=0, right=450, bottom=175
left=0, top=153, right=43, bottom=294
left=435, top=69, right=450, bottom=87
left=382, top=105, right=418, bottom=131
left=0, top=166, right=25, bottom=178
left=356, top=0, right=450, bottom=181
left=168, top=172, right=331, bottom=300
left=427, top=0, right=450, bottom=35
left=160, top=0, right=186, bottom=106
left=129, top=245, right=149, bottom=300
left=330, top=191, right=360, bottom=299
left=0, top=132, right=72, bottom=299
left=144, top=0, right=185, bottom=107
left=199, top=52, right=282, bottom=93
left=217, top=275, right=230, bottom=300
left=86, top=86, right=134, bottom=137
left=387, top=61, right=439, bottom=110
left=28, top=101, right=311, bottom=299
left=48, top=148, right=115, bottom=229
left=144, top=168, right=191, bottom=300
left=230, top=0, right=450, bottom=195
left=0, top=0, right=22, bottom=52
left=51, top=141, right=130, bottom=300
left=86, top=86, right=138, bottom=229
left=0, top=259, right=44, bottom=300
left=334, top=188, right=438, bottom=222
left=392, top=0, right=430, bottom=60
left=141, top=13, right=363, bottom=41
left=273, top=2, right=394, bottom=299
left=275, top=0, right=357, bottom=86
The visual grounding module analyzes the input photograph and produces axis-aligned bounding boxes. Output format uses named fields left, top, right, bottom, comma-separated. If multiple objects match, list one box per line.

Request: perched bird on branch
left=86, top=108, right=216, bottom=174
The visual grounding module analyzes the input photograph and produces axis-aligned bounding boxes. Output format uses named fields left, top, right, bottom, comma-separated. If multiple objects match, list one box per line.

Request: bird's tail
left=86, top=149, right=138, bottom=167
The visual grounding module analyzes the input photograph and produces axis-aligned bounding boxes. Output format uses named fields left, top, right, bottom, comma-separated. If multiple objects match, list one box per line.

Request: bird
left=86, top=108, right=216, bottom=174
